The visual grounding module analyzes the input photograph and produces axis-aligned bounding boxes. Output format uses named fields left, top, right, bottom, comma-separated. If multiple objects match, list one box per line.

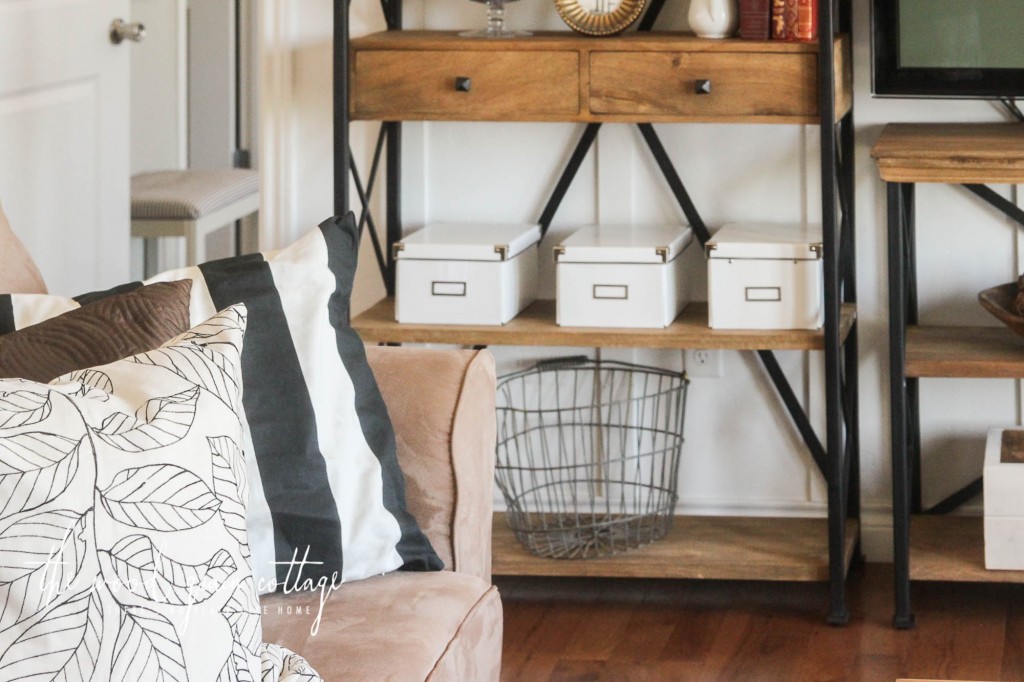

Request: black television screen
left=872, top=0, right=1024, bottom=98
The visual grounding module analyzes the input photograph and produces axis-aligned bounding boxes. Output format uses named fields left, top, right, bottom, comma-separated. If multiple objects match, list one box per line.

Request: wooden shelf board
left=910, top=515, right=1024, bottom=583
left=352, top=298, right=856, bottom=351
left=871, top=123, right=1024, bottom=184
left=906, top=325, right=1024, bottom=378
left=492, top=513, right=858, bottom=581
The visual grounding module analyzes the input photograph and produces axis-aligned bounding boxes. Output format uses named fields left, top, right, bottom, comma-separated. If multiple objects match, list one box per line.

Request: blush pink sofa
left=1, top=204, right=503, bottom=680
left=260, top=346, right=504, bottom=680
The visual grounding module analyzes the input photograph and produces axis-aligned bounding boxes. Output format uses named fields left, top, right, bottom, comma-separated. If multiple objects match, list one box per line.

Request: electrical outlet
left=685, top=349, right=723, bottom=378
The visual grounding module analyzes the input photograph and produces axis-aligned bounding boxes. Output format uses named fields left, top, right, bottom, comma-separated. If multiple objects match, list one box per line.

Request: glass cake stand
left=459, top=0, right=531, bottom=38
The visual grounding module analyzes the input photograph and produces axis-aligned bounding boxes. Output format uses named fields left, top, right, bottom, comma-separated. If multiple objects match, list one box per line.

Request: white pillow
left=144, top=215, right=442, bottom=591
left=0, top=305, right=261, bottom=680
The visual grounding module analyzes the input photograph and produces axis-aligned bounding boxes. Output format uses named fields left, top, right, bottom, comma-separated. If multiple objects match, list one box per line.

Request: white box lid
left=395, top=223, right=541, bottom=262
left=555, top=224, right=693, bottom=264
left=706, top=223, right=823, bottom=260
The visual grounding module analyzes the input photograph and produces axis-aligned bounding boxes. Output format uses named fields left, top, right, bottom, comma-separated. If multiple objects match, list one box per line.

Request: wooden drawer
left=352, top=50, right=579, bottom=121
left=589, top=51, right=817, bottom=120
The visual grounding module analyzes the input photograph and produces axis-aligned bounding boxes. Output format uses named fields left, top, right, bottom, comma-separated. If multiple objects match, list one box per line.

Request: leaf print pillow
left=0, top=304, right=263, bottom=682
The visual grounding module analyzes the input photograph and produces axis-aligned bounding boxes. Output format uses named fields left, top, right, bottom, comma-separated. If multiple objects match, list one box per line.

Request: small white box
left=984, top=428, right=1024, bottom=570
left=706, top=223, right=824, bottom=330
left=555, top=224, right=693, bottom=328
left=395, top=223, right=540, bottom=325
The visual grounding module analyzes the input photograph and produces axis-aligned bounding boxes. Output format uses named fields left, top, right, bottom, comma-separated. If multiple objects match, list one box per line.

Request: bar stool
left=131, top=168, right=260, bottom=276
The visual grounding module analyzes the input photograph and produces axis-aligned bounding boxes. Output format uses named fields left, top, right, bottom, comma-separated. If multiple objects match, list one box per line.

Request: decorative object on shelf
left=460, top=0, right=531, bottom=38
left=739, top=0, right=771, bottom=39
left=978, top=279, right=1024, bottom=339
left=495, top=357, right=689, bottom=559
left=688, top=0, right=739, bottom=39
left=394, top=222, right=541, bottom=325
left=554, top=0, right=647, bottom=36
left=555, top=224, right=694, bottom=328
left=706, top=222, right=824, bottom=330
left=771, top=0, right=817, bottom=41
left=983, top=428, right=1024, bottom=570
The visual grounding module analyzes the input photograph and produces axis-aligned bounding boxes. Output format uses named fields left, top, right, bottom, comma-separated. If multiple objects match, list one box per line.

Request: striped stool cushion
left=132, top=169, right=259, bottom=220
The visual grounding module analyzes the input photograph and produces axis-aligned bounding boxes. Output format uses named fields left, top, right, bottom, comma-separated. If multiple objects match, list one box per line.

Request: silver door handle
left=110, top=18, right=146, bottom=44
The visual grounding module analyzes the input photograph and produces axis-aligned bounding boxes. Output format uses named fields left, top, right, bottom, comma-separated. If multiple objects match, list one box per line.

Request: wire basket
left=495, top=357, right=689, bottom=559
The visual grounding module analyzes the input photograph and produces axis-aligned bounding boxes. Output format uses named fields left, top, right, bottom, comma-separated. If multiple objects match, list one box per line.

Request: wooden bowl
left=978, top=282, right=1024, bottom=338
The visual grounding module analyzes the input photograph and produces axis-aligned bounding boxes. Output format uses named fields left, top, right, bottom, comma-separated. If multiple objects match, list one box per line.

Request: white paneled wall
left=265, top=0, right=1024, bottom=560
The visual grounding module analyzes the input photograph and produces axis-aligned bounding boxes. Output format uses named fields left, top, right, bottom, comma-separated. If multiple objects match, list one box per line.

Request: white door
left=0, top=0, right=131, bottom=294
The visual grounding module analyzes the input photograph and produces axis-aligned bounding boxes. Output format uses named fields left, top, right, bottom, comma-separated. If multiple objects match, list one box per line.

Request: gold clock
left=554, top=0, right=647, bottom=36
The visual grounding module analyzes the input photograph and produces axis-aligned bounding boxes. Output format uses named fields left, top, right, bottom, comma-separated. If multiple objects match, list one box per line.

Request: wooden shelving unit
left=493, top=514, right=859, bottom=582
left=353, top=298, right=857, bottom=351
left=873, top=123, right=1024, bottom=628
left=336, top=0, right=857, bottom=623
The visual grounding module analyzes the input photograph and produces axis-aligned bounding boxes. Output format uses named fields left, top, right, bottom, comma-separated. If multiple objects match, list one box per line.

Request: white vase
left=688, top=0, right=739, bottom=39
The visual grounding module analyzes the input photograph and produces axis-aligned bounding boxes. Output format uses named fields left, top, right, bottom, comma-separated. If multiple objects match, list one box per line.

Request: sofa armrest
left=365, top=346, right=496, bottom=582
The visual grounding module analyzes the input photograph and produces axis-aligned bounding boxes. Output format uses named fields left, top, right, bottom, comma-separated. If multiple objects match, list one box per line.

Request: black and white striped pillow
left=0, top=213, right=442, bottom=590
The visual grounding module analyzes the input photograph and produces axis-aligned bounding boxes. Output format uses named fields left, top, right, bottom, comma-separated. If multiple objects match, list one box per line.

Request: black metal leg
left=385, top=121, right=402, bottom=296
left=845, top=323, right=861, bottom=523
left=899, top=184, right=922, bottom=514
left=840, top=113, right=861, bottom=544
left=824, top=234, right=848, bottom=626
left=818, top=79, right=847, bottom=623
left=888, top=181, right=915, bottom=629
left=333, top=0, right=349, bottom=216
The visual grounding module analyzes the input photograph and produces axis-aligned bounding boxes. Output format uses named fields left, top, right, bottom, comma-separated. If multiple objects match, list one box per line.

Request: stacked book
left=739, top=0, right=816, bottom=41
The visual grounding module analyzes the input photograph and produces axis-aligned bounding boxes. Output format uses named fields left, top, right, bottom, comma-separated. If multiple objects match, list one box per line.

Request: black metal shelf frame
left=333, top=0, right=858, bottom=624
left=887, top=181, right=1024, bottom=630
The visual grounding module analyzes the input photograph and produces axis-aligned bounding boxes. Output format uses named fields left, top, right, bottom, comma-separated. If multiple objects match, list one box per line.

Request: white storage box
left=555, top=224, right=693, bottom=328
left=984, top=428, right=1024, bottom=570
left=394, top=222, right=540, bottom=325
left=706, top=223, right=824, bottom=330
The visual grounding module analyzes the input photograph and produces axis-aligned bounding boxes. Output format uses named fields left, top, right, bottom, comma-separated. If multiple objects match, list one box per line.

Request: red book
left=739, top=0, right=771, bottom=40
left=771, top=0, right=817, bottom=41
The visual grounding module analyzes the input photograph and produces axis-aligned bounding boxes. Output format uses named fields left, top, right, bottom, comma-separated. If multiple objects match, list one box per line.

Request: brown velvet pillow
left=0, top=279, right=192, bottom=382
left=0, top=200, right=47, bottom=294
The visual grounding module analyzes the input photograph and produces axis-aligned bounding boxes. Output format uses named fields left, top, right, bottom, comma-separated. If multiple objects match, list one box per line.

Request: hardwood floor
left=497, top=564, right=1024, bottom=681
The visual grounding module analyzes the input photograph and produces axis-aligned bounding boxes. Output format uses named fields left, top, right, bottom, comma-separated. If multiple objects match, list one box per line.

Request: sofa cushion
left=0, top=213, right=443, bottom=592
left=260, top=571, right=503, bottom=681
left=143, top=213, right=442, bottom=589
left=0, top=279, right=192, bottom=382
left=0, top=305, right=262, bottom=680
left=365, top=346, right=497, bottom=581
left=0, top=200, right=47, bottom=294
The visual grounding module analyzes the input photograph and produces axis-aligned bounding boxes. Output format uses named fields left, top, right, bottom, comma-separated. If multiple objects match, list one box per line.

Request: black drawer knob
left=455, top=76, right=472, bottom=92
left=694, top=79, right=712, bottom=95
